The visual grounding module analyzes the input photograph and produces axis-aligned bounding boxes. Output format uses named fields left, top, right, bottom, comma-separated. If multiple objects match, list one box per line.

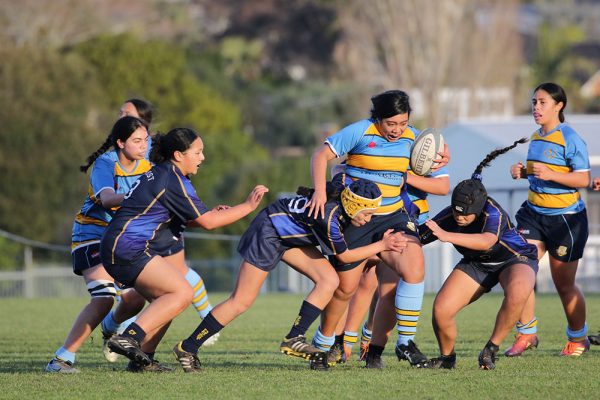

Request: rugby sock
left=566, top=323, right=588, bottom=342
left=55, top=346, right=75, bottom=364
left=335, top=334, right=344, bottom=345
left=181, top=312, right=224, bottom=354
left=360, top=323, right=372, bottom=343
left=395, top=280, right=424, bottom=346
left=185, top=268, right=213, bottom=319
left=516, top=317, right=538, bottom=335
left=122, top=322, right=146, bottom=344
left=145, top=352, right=155, bottom=361
left=101, top=310, right=120, bottom=334
left=368, top=344, right=385, bottom=358
left=311, top=326, right=335, bottom=351
left=343, top=331, right=358, bottom=350
left=116, top=316, right=138, bottom=335
left=285, top=300, right=322, bottom=339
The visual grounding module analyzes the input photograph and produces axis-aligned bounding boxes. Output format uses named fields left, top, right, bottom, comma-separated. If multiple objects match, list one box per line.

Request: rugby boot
left=426, top=354, right=456, bottom=369
left=364, top=348, right=384, bottom=369
left=173, top=342, right=201, bottom=373
left=44, top=358, right=79, bottom=374
left=395, top=339, right=428, bottom=367
left=588, top=332, right=600, bottom=345
left=504, top=333, right=539, bottom=357
left=327, top=341, right=345, bottom=366
left=560, top=338, right=590, bottom=357
left=309, top=352, right=330, bottom=371
left=280, top=335, right=325, bottom=360
left=127, top=359, right=174, bottom=373
left=102, top=330, right=119, bottom=363
left=478, top=342, right=499, bottom=370
left=107, top=334, right=151, bottom=366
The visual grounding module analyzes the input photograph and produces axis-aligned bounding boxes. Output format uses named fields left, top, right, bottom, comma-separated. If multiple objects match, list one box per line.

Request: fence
left=2, top=229, right=600, bottom=298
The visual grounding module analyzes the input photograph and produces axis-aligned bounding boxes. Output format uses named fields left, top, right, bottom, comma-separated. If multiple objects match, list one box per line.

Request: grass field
left=1, top=293, right=600, bottom=399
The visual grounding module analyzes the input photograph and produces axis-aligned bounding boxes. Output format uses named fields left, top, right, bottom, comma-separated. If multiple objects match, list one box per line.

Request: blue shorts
left=515, top=202, right=588, bottom=262
left=331, top=208, right=420, bottom=271
left=101, top=239, right=185, bottom=288
left=71, top=242, right=102, bottom=276
left=237, top=209, right=292, bottom=272
left=456, top=255, right=538, bottom=292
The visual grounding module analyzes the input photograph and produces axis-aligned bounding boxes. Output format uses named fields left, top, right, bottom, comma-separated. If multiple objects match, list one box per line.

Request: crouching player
left=422, top=139, right=539, bottom=370
left=172, top=174, right=408, bottom=372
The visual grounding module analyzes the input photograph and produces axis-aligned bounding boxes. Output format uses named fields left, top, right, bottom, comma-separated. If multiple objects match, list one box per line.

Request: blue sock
left=101, top=311, right=120, bottom=334
left=395, top=280, right=424, bottom=346
left=516, top=317, right=538, bottom=335
left=116, top=316, right=138, bottom=335
left=361, top=323, right=372, bottom=343
left=566, top=323, right=588, bottom=342
left=311, top=326, right=335, bottom=351
left=343, top=331, right=358, bottom=350
left=55, top=347, right=75, bottom=364
left=185, top=268, right=213, bottom=319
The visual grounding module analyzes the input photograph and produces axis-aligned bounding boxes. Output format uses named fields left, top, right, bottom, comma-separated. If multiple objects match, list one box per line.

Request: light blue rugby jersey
left=525, top=123, right=589, bottom=215
left=325, top=119, right=416, bottom=215
left=71, top=150, right=152, bottom=250
left=406, top=164, right=449, bottom=225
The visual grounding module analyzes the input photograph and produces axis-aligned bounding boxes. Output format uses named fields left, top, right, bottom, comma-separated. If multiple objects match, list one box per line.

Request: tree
left=332, top=0, right=523, bottom=126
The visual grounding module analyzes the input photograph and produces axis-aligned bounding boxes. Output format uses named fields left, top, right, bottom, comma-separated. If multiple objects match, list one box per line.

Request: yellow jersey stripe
left=347, top=154, right=409, bottom=173
left=528, top=191, right=580, bottom=209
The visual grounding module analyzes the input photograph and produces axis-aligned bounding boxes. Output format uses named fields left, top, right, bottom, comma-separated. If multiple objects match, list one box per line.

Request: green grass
left=1, top=293, right=600, bottom=399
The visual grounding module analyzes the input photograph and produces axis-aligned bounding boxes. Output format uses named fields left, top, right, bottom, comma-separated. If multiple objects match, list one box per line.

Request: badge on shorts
left=406, top=222, right=416, bottom=232
left=556, top=246, right=568, bottom=257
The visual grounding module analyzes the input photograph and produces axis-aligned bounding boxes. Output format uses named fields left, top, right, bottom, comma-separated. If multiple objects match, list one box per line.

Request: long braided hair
left=452, top=138, right=528, bottom=216
left=80, top=116, right=148, bottom=173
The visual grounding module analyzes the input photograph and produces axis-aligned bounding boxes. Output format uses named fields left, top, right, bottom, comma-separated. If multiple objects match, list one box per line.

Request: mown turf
left=1, top=293, right=600, bottom=399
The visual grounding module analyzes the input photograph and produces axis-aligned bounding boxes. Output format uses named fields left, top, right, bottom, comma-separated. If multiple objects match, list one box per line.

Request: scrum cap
left=451, top=175, right=487, bottom=216
left=341, top=179, right=382, bottom=219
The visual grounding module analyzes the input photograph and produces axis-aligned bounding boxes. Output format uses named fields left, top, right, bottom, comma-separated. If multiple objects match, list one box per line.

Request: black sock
left=441, top=353, right=456, bottom=362
left=285, top=300, right=322, bottom=339
left=369, top=344, right=385, bottom=357
left=485, top=340, right=499, bottom=352
left=145, top=352, right=155, bottom=361
left=181, top=312, right=224, bottom=353
left=122, top=322, right=146, bottom=344
left=335, top=334, right=344, bottom=346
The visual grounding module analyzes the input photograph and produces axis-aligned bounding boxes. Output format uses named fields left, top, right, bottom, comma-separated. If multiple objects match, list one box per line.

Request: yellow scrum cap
left=340, top=179, right=382, bottom=219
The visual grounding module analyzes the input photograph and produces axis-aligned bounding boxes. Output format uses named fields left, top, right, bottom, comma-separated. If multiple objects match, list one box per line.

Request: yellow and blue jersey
left=406, top=165, right=449, bottom=225
left=101, top=162, right=209, bottom=265
left=71, top=150, right=152, bottom=251
left=525, top=123, right=589, bottom=215
left=421, top=197, right=538, bottom=262
left=325, top=119, right=416, bottom=215
left=267, top=196, right=350, bottom=255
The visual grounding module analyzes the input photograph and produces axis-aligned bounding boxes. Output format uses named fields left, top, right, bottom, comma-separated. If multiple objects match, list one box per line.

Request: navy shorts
left=456, top=256, right=538, bottom=292
left=237, top=209, right=293, bottom=272
left=71, top=242, right=102, bottom=276
left=515, top=202, right=588, bottom=262
left=332, top=208, right=420, bottom=271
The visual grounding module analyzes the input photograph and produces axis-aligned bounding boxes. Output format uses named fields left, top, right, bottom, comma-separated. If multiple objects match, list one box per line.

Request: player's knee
left=90, top=295, right=115, bottom=314
left=316, top=273, right=339, bottom=295
left=334, top=285, right=356, bottom=301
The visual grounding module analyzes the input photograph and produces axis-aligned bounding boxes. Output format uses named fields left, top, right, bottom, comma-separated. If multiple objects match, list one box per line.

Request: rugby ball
left=409, top=128, right=445, bottom=176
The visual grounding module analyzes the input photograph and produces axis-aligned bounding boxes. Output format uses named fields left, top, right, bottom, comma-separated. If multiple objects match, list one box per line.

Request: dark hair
left=533, top=82, right=567, bottom=123
left=124, top=98, right=154, bottom=125
left=80, top=116, right=148, bottom=173
left=297, top=173, right=345, bottom=201
left=370, top=90, right=412, bottom=120
left=452, top=138, right=528, bottom=216
left=149, top=127, right=199, bottom=164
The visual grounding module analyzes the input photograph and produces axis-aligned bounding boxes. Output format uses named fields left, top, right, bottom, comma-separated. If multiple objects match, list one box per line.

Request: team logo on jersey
left=544, top=148, right=558, bottom=159
left=556, top=246, right=568, bottom=257
left=406, top=221, right=416, bottom=232
left=368, top=141, right=376, bottom=148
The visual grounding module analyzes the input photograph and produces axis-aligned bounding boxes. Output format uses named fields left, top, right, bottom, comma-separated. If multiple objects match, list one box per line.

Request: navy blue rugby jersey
left=420, top=197, right=537, bottom=262
left=267, top=196, right=350, bottom=255
left=102, top=161, right=209, bottom=263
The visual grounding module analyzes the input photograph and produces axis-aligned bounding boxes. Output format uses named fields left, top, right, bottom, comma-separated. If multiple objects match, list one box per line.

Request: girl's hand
left=593, top=177, right=600, bottom=191
left=531, top=162, right=554, bottom=181
left=431, top=143, right=450, bottom=172
left=307, top=189, right=327, bottom=219
left=381, top=229, right=408, bottom=252
left=245, top=185, right=269, bottom=210
left=425, top=220, right=449, bottom=242
left=510, top=161, right=526, bottom=179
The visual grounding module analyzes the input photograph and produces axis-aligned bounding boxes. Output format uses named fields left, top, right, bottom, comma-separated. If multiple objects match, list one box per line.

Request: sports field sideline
left=2, top=293, right=600, bottom=399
